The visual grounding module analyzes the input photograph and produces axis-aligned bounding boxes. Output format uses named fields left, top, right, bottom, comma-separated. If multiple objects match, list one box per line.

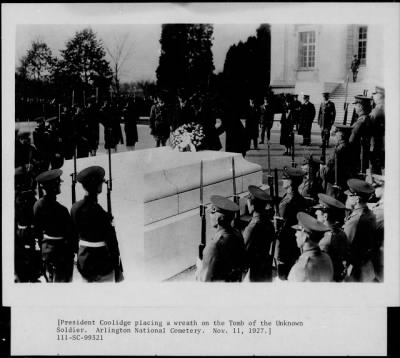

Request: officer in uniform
left=242, top=186, right=275, bottom=282
left=320, top=124, right=354, bottom=201
left=343, top=178, right=377, bottom=282
left=313, top=193, right=350, bottom=282
left=197, top=195, right=246, bottom=282
left=299, top=94, right=316, bottom=146
left=368, top=174, right=384, bottom=282
left=288, top=212, right=334, bottom=282
left=276, top=167, right=309, bottom=280
left=317, top=92, right=336, bottom=148
left=71, top=166, right=121, bottom=282
left=349, top=95, right=372, bottom=177
left=33, top=169, right=75, bottom=282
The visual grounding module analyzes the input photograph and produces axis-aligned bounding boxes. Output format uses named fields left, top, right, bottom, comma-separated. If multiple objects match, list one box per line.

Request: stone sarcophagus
left=58, top=147, right=264, bottom=282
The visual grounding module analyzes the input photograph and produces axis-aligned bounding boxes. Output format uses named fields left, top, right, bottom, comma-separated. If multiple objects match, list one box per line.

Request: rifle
left=267, top=139, right=274, bottom=199
left=106, top=147, right=124, bottom=282
left=332, top=148, right=341, bottom=198
left=199, top=160, right=206, bottom=260
left=58, top=104, right=61, bottom=124
left=232, top=156, right=241, bottom=227
left=343, top=71, right=350, bottom=125
left=291, top=129, right=296, bottom=168
left=70, top=145, right=77, bottom=204
left=321, top=132, right=327, bottom=165
left=269, top=168, right=284, bottom=275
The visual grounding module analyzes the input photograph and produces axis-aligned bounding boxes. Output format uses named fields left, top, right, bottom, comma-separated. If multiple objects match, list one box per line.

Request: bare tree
left=104, top=33, right=133, bottom=96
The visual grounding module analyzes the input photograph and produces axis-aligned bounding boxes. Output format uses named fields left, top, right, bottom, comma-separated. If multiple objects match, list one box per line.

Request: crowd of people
left=14, top=85, right=385, bottom=283
left=196, top=168, right=384, bottom=283
left=195, top=90, right=385, bottom=283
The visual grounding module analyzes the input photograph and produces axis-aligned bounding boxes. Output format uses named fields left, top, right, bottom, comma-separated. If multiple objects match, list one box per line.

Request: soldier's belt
left=43, top=233, right=64, bottom=240
left=79, top=240, right=106, bottom=248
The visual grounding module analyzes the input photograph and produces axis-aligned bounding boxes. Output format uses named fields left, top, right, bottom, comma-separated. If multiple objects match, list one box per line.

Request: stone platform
left=58, top=147, right=264, bottom=281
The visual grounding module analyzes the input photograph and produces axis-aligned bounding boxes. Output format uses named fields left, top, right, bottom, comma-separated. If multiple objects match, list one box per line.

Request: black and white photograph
left=2, top=2, right=400, bottom=356
left=11, top=21, right=387, bottom=283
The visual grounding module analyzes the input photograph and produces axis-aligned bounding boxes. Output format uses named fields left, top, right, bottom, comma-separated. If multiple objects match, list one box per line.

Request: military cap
left=282, top=167, right=305, bottom=179
left=292, top=212, right=330, bottom=234
left=36, top=169, right=63, bottom=184
left=209, top=195, right=239, bottom=213
left=77, top=166, right=105, bottom=187
left=371, top=174, right=385, bottom=187
left=303, top=94, right=310, bottom=99
left=322, top=92, right=330, bottom=95
left=248, top=185, right=271, bottom=202
left=313, top=193, right=346, bottom=210
left=345, top=178, right=374, bottom=196
left=333, top=124, right=352, bottom=134
left=352, top=95, right=372, bottom=104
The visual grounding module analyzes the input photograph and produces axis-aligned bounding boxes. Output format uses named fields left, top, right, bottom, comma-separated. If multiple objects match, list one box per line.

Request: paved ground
left=16, top=119, right=335, bottom=282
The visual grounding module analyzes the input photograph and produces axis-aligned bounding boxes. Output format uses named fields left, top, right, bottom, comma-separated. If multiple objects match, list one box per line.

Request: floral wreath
left=170, top=122, right=205, bottom=152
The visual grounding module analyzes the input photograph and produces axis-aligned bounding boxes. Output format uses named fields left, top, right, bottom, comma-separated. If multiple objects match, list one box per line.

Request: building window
left=358, top=26, right=367, bottom=65
left=299, top=31, right=316, bottom=68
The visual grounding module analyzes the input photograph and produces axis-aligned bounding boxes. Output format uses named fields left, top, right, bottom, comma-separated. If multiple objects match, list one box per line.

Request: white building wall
left=270, top=24, right=384, bottom=97
left=362, top=24, right=384, bottom=86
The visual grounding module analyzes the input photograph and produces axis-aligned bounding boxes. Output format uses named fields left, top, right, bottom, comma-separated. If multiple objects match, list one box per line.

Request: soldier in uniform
left=313, top=193, right=350, bottom=282
left=33, top=169, right=75, bottom=282
left=59, top=105, right=75, bottom=160
left=349, top=95, right=372, bottom=176
left=14, top=165, right=42, bottom=282
left=85, top=97, right=100, bottom=156
left=15, top=130, right=38, bottom=169
left=276, top=167, right=309, bottom=280
left=299, top=94, right=316, bottom=146
left=71, top=166, right=121, bottom=282
left=317, top=92, right=336, bottom=148
left=259, top=96, right=274, bottom=144
left=242, top=186, right=275, bottom=282
left=197, top=195, right=246, bottom=282
left=320, top=125, right=354, bottom=202
left=368, top=174, right=384, bottom=282
left=45, top=117, right=64, bottom=169
left=245, top=99, right=259, bottom=150
left=288, top=212, right=334, bottom=282
left=343, top=179, right=377, bottom=282
left=369, top=90, right=385, bottom=174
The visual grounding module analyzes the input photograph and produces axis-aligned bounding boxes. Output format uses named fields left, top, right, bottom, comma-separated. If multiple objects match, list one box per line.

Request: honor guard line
left=58, top=146, right=265, bottom=282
